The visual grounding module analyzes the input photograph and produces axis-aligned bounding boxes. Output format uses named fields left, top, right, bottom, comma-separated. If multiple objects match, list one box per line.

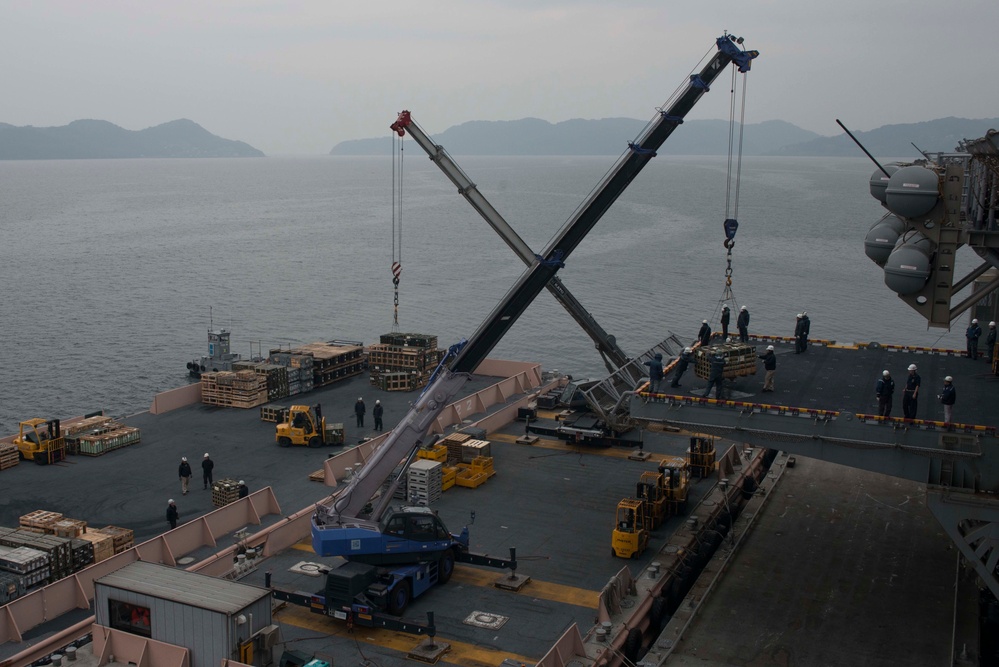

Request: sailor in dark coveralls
left=720, top=305, right=731, bottom=340
left=800, top=312, right=810, bottom=351
left=875, top=370, right=895, bottom=418
left=697, top=320, right=712, bottom=347
left=939, top=376, right=956, bottom=423
left=202, top=453, right=214, bottom=489
left=354, top=397, right=366, bottom=427
left=902, top=363, right=921, bottom=419
left=987, top=321, right=997, bottom=361
left=644, top=353, right=665, bottom=393
left=166, top=499, right=179, bottom=529
left=671, top=347, right=693, bottom=388
left=758, top=345, right=776, bottom=392
left=706, top=352, right=727, bottom=400
left=737, top=306, right=750, bottom=343
left=373, top=399, right=384, bottom=431
left=966, top=318, right=982, bottom=360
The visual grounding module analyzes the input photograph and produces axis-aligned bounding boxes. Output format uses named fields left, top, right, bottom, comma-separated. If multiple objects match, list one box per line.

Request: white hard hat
left=181, top=456, right=187, bottom=462
left=882, top=370, right=890, bottom=376
left=358, top=397, right=363, bottom=401
left=945, top=375, right=953, bottom=382
left=741, top=306, right=747, bottom=311
left=376, top=399, right=380, bottom=404
left=239, top=480, right=244, bottom=485
left=991, top=321, right=996, bottom=327
left=972, top=318, right=978, bottom=324
left=796, top=313, right=802, bottom=318
left=722, top=304, right=729, bottom=309
left=204, top=453, right=210, bottom=458
left=908, top=364, right=917, bottom=371
left=802, top=311, right=807, bottom=316
left=702, top=319, right=708, bottom=324
left=168, top=499, right=175, bottom=504
left=767, top=345, right=774, bottom=351
left=684, top=347, right=692, bottom=353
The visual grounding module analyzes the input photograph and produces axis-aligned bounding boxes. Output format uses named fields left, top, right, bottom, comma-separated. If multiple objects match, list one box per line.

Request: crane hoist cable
left=391, top=130, right=404, bottom=329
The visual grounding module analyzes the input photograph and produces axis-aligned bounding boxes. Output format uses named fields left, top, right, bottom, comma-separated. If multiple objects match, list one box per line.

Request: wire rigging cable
left=391, top=132, right=404, bottom=329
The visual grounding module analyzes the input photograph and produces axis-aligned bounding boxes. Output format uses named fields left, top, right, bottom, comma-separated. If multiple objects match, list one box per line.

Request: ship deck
left=0, top=337, right=992, bottom=666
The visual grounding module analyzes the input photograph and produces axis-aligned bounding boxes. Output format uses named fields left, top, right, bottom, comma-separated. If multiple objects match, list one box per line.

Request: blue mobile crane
left=274, top=34, right=758, bottom=634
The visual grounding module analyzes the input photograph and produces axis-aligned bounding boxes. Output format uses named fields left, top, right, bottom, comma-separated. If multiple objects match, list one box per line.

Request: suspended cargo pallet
left=693, top=342, right=758, bottom=380
left=379, top=332, right=438, bottom=349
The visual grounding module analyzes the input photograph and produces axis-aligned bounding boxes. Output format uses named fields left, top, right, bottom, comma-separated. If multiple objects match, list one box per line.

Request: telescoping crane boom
left=312, top=34, right=758, bottom=564
left=390, top=111, right=629, bottom=373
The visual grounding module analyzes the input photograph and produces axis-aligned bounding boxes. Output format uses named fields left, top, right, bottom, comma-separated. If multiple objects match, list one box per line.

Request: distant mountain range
left=0, top=119, right=264, bottom=159
left=331, top=117, right=999, bottom=158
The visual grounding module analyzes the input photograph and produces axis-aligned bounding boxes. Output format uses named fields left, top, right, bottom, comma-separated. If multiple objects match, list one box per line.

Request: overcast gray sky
left=4, top=1, right=998, bottom=155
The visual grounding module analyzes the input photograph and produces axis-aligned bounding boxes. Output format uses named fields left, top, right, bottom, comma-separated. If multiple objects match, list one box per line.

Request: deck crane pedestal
left=304, top=34, right=758, bottom=625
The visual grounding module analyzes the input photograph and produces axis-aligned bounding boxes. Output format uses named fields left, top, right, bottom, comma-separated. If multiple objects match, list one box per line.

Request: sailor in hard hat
left=671, top=347, right=694, bottom=389
left=720, top=304, right=731, bottom=339
left=939, top=376, right=956, bottom=423
left=737, top=305, right=750, bottom=342
left=966, top=318, right=983, bottom=360
left=875, top=369, right=895, bottom=418
left=697, top=319, right=712, bottom=347
left=202, top=453, right=214, bottom=489
left=758, top=344, right=777, bottom=392
left=902, top=363, right=921, bottom=419
left=354, top=397, right=366, bottom=428
left=238, top=480, right=249, bottom=499
left=178, top=456, right=192, bottom=495
left=166, top=499, right=179, bottom=530
left=373, top=399, right=384, bottom=432
left=987, top=321, right=997, bottom=361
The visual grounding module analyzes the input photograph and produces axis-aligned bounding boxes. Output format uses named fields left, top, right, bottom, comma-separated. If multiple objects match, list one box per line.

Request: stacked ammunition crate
left=0, top=442, right=18, bottom=471
left=79, top=530, right=115, bottom=563
left=407, top=459, right=443, bottom=506
left=51, top=519, right=87, bottom=538
left=233, top=362, right=289, bottom=401
left=0, top=543, right=51, bottom=590
left=69, top=538, right=95, bottom=571
left=211, top=478, right=241, bottom=507
left=368, top=333, right=444, bottom=392
left=0, top=528, right=72, bottom=582
left=200, top=370, right=268, bottom=408
left=440, top=432, right=471, bottom=463
left=267, top=352, right=316, bottom=395
left=62, top=415, right=142, bottom=456
left=270, top=341, right=364, bottom=390
left=98, top=525, right=134, bottom=554
left=259, top=404, right=289, bottom=423
left=0, top=571, right=24, bottom=605
left=693, top=342, right=758, bottom=380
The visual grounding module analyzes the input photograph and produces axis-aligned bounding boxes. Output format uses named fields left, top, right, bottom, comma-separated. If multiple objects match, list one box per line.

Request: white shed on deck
left=94, top=561, right=273, bottom=667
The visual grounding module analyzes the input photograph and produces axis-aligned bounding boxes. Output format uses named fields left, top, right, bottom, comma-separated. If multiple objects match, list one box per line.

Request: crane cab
left=612, top=498, right=650, bottom=559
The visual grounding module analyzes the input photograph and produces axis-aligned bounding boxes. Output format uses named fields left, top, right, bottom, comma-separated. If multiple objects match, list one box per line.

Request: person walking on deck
left=178, top=456, right=192, bottom=495
left=202, top=453, right=214, bottom=489
left=758, top=345, right=776, bottom=392
left=166, top=500, right=179, bottom=530
left=902, top=364, right=921, bottom=419
left=875, top=370, right=895, bottom=418
left=354, top=397, right=366, bottom=428
left=939, top=376, right=956, bottom=423
left=373, top=400, right=384, bottom=431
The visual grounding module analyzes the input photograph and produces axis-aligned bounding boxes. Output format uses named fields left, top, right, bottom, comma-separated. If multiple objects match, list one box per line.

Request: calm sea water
left=0, top=154, right=966, bottom=433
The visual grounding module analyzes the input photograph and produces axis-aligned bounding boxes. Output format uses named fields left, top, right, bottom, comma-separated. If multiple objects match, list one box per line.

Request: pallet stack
left=233, top=362, right=289, bottom=401
left=0, top=443, right=18, bottom=471
left=460, top=439, right=491, bottom=463
left=79, top=530, right=115, bottom=563
left=259, top=404, right=290, bottom=423
left=694, top=342, right=759, bottom=380
left=267, top=353, right=316, bottom=395
left=368, top=333, right=444, bottom=392
left=51, top=519, right=87, bottom=538
left=439, top=432, right=471, bottom=463
left=271, top=342, right=365, bottom=390
left=407, top=459, right=443, bottom=506
left=19, top=510, right=62, bottom=534
left=0, top=571, right=24, bottom=605
left=98, top=526, right=134, bottom=554
left=200, top=370, right=269, bottom=409
left=211, top=479, right=242, bottom=507
left=63, top=416, right=141, bottom=456
left=0, top=528, right=72, bottom=582
left=0, top=544, right=51, bottom=590
left=69, top=538, right=95, bottom=571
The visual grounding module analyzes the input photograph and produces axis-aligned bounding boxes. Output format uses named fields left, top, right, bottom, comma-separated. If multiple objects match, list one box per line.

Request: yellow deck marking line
left=275, top=603, right=537, bottom=666
left=450, top=566, right=598, bottom=608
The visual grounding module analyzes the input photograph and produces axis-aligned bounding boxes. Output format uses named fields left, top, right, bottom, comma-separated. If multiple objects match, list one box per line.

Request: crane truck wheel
left=437, top=549, right=456, bottom=584
left=387, top=579, right=411, bottom=616
left=278, top=437, right=292, bottom=448
left=308, top=436, right=321, bottom=448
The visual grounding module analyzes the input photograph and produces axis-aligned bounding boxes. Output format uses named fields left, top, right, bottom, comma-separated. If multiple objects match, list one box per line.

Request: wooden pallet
left=19, top=511, right=62, bottom=532
left=0, top=444, right=18, bottom=471
left=260, top=404, right=289, bottom=423
left=51, top=519, right=87, bottom=538
left=308, top=469, right=325, bottom=482
left=99, top=526, right=134, bottom=553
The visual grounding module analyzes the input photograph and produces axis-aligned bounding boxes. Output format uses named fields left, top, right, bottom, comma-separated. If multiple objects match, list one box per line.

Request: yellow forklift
left=276, top=404, right=345, bottom=448
left=612, top=498, right=650, bottom=559
left=14, top=419, right=66, bottom=465
left=660, top=454, right=691, bottom=517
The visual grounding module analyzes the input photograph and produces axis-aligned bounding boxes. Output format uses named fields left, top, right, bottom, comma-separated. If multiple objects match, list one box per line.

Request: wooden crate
left=76, top=427, right=141, bottom=456
left=260, top=404, right=289, bottom=423
left=0, top=443, right=18, bottom=471
left=440, top=433, right=471, bottom=464
left=212, top=478, right=241, bottom=507
left=51, top=519, right=87, bottom=538
left=99, top=526, right=134, bottom=554
left=379, top=333, right=438, bottom=349
left=20, top=511, right=62, bottom=533
left=79, top=530, right=114, bottom=563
